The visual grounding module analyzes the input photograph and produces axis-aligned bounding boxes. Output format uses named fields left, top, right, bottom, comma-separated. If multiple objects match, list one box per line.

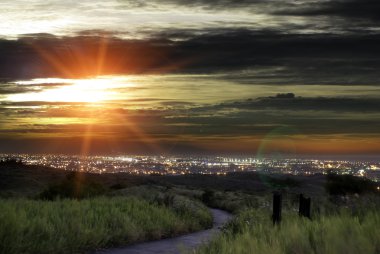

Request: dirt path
left=94, top=209, right=232, bottom=254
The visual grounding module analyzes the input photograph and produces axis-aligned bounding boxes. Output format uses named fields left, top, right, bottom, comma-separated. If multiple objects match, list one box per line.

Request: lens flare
left=8, top=76, right=132, bottom=103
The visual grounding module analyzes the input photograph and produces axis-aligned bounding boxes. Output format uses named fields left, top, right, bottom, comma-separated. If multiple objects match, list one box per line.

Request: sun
left=7, top=76, right=131, bottom=103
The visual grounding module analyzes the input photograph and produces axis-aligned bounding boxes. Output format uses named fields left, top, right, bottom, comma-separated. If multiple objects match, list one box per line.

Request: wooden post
left=272, top=192, right=282, bottom=225
left=299, top=194, right=305, bottom=216
left=304, top=197, right=311, bottom=219
left=299, top=193, right=311, bottom=219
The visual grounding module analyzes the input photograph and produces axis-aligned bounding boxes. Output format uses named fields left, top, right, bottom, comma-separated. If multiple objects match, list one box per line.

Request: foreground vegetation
left=197, top=194, right=380, bottom=254
left=0, top=196, right=212, bottom=254
left=0, top=164, right=214, bottom=254
left=2, top=163, right=379, bottom=254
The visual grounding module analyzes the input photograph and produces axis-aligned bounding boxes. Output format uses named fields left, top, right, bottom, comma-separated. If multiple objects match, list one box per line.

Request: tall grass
left=0, top=196, right=211, bottom=254
left=111, top=185, right=213, bottom=228
left=197, top=206, right=380, bottom=254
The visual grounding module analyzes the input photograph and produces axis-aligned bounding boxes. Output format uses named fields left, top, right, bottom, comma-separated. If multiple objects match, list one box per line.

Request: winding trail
left=95, top=209, right=232, bottom=254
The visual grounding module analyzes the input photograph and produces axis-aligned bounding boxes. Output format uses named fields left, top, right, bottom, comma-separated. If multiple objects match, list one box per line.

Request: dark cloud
left=155, top=0, right=380, bottom=26
left=0, top=84, right=35, bottom=94
left=0, top=82, right=69, bottom=95
left=0, top=34, right=173, bottom=80
left=157, top=95, right=380, bottom=135
left=0, top=101, right=90, bottom=106
left=159, top=101, right=196, bottom=107
left=275, top=0, right=380, bottom=22
left=208, top=96, right=380, bottom=113
left=166, top=0, right=380, bottom=23
left=0, top=31, right=380, bottom=85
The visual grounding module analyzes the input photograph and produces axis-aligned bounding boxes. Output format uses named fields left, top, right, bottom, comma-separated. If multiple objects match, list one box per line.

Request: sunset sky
left=1, top=0, right=380, bottom=156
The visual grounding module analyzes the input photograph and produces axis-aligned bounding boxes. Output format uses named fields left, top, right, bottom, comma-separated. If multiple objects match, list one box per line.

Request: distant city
left=1, top=154, right=380, bottom=182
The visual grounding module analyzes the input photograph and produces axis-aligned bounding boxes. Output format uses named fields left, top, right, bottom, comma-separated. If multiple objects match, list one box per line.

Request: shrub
left=110, top=183, right=127, bottom=190
left=263, top=175, right=301, bottom=188
left=202, top=189, right=215, bottom=205
left=326, top=173, right=377, bottom=195
left=39, top=172, right=106, bottom=200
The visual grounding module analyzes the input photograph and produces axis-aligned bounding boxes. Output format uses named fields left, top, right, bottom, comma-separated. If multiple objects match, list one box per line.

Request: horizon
left=2, top=152, right=380, bottom=163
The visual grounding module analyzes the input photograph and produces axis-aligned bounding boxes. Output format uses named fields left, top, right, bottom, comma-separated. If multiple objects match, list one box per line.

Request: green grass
left=0, top=196, right=212, bottom=254
left=199, top=188, right=273, bottom=214
left=197, top=201, right=380, bottom=254
left=110, top=185, right=213, bottom=228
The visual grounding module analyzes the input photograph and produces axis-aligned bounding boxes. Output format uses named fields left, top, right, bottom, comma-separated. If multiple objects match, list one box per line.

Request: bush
left=110, top=183, right=128, bottom=190
left=202, top=189, right=215, bottom=205
left=263, top=175, right=301, bottom=188
left=326, top=173, right=377, bottom=195
left=39, top=172, right=106, bottom=200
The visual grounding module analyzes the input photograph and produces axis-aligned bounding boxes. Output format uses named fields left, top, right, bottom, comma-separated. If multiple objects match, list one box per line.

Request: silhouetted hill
left=156, top=172, right=326, bottom=195
left=0, top=164, right=148, bottom=197
left=0, top=163, right=66, bottom=197
left=1, top=163, right=327, bottom=197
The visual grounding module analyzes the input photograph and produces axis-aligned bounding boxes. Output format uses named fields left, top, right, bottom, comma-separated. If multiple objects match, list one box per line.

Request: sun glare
left=7, top=76, right=133, bottom=103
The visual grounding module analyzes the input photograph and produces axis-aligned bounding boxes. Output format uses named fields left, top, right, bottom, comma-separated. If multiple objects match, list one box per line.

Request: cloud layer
left=1, top=31, right=380, bottom=85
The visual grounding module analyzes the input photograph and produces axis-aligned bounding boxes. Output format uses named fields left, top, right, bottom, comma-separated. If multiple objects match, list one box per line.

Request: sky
left=0, top=0, right=380, bottom=157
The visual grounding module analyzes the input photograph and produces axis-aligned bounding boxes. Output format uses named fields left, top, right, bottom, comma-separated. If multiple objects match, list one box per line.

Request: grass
left=198, top=188, right=275, bottom=214
left=196, top=195, right=380, bottom=254
left=0, top=196, right=212, bottom=254
left=5, top=164, right=378, bottom=254
left=110, top=185, right=213, bottom=228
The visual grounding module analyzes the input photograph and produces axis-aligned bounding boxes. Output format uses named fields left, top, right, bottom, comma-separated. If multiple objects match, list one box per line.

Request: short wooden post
left=299, top=194, right=305, bottom=216
left=272, top=192, right=282, bottom=225
left=304, top=197, right=311, bottom=219
left=299, top=194, right=311, bottom=219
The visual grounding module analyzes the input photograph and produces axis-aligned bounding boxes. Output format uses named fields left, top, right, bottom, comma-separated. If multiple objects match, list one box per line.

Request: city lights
left=1, top=154, right=379, bottom=182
